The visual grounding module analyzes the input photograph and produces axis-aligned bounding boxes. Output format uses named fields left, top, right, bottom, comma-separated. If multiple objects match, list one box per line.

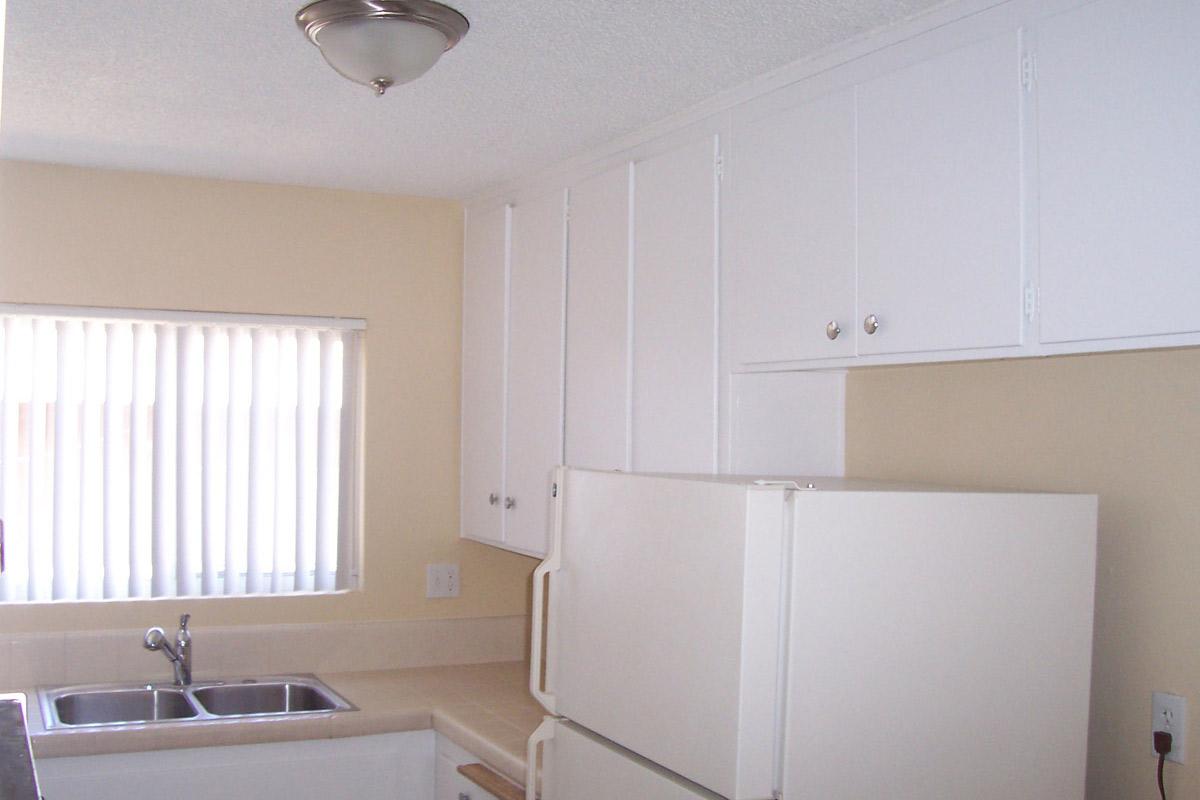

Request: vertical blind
left=0, top=306, right=363, bottom=602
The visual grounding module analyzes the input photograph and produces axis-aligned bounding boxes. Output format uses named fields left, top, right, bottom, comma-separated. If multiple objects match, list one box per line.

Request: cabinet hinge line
left=1021, top=53, right=1036, bottom=91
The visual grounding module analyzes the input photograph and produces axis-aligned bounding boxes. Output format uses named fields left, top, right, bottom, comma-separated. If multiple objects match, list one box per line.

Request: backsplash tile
left=0, top=616, right=526, bottom=690
left=192, top=627, right=272, bottom=678
left=0, top=639, right=12, bottom=688
left=63, top=633, right=122, bottom=684
left=10, top=634, right=67, bottom=687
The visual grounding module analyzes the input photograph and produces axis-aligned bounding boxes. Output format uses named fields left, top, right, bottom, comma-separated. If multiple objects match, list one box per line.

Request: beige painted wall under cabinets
left=845, top=347, right=1200, bottom=800
left=0, top=160, right=537, bottom=633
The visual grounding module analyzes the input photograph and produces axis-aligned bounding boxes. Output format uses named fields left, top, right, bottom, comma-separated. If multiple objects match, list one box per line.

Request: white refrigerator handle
left=526, top=716, right=557, bottom=800
left=529, top=467, right=564, bottom=713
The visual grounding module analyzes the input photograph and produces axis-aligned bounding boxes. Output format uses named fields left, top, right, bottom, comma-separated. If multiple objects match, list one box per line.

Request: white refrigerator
left=526, top=468, right=1096, bottom=800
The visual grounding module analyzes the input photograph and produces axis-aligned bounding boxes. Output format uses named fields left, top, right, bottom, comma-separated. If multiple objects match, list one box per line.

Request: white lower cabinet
left=37, top=731, right=435, bottom=800
left=434, top=734, right=506, bottom=800
left=37, top=732, right=521, bottom=800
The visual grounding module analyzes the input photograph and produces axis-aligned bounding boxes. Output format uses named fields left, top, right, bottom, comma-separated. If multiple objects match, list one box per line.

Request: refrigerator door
left=535, top=718, right=724, bottom=800
left=781, top=491, right=1097, bottom=800
left=536, top=469, right=788, bottom=800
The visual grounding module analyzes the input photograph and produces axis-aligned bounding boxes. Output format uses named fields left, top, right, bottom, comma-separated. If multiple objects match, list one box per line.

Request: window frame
left=0, top=302, right=366, bottom=603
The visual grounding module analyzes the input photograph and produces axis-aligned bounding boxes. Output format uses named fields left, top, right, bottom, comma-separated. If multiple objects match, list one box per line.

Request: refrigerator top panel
left=566, top=468, right=1085, bottom=496
left=545, top=468, right=788, bottom=800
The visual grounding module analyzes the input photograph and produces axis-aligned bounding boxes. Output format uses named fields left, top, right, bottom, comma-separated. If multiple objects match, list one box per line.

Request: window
left=0, top=305, right=363, bottom=602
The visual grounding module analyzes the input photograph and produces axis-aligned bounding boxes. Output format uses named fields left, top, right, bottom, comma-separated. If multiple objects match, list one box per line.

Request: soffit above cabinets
left=0, top=0, right=946, bottom=199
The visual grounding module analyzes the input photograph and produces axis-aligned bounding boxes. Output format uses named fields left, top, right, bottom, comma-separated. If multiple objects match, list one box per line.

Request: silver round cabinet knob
left=504, top=496, right=516, bottom=510
left=488, top=493, right=499, bottom=506
left=825, top=321, right=841, bottom=340
left=863, top=314, right=879, bottom=335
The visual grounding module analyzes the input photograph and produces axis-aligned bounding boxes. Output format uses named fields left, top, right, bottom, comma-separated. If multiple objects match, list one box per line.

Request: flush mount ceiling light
left=296, top=0, right=469, bottom=96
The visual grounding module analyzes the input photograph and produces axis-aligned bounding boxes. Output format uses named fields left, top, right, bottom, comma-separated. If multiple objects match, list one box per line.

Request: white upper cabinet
left=726, top=31, right=1024, bottom=368
left=460, top=193, right=566, bottom=557
left=564, top=164, right=632, bottom=472
left=729, top=371, right=845, bottom=477
left=461, top=0, right=1200, bottom=539
left=631, top=136, right=720, bottom=473
left=1036, top=0, right=1200, bottom=345
left=856, top=31, right=1024, bottom=356
left=726, top=88, right=857, bottom=365
left=505, top=191, right=567, bottom=555
left=460, top=204, right=508, bottom=546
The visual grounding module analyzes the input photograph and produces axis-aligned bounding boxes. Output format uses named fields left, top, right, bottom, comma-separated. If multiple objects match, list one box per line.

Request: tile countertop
left=26, top=661, right=545, bottom=787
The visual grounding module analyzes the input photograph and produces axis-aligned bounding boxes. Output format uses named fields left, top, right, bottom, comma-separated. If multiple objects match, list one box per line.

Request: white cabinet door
left=631, top=136, right=719, bottom=473
left=435, top=734, right=504, bottom=800
left=38, top=732, right=436, bottom=800
left=857, top=32, right=1024, bottom=356
left=504, top=191, right=566, bottom=556
left=435, top=757, right=500, bottom=800
left=729, top=370, right=845, bottom=476
left=564, top=164, right=632, bottom=472
left=460, top=205, right=508, bottom=545
left=726, top=88, right=857, bottom=365
left=1036, top=0, right=1200, bottom=345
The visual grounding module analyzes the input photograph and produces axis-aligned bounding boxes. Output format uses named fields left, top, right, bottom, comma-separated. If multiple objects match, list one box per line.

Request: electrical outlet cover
left=425, top=563, right=461, bottom=599
left=1152, top=691, right=1187, bottom=764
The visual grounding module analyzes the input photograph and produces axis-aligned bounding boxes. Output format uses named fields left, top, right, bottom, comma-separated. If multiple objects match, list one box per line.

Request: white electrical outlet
left=1152, top=691, right=1187, bottom=764
left=425, top=563, right=460, bottom=599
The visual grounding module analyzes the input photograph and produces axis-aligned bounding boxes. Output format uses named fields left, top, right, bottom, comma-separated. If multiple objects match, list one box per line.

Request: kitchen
left=0, top=0, right=1196, bottom=799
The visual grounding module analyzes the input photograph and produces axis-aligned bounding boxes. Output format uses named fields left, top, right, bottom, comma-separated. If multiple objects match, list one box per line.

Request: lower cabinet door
left=435, top=756, right=501, bottom=800
left=37, top=732, right=435, bottom=800
left=540, top=719, right=722, bottom=800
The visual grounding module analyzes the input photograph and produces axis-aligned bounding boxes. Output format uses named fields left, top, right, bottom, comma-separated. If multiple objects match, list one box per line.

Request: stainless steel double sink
left=38, top=675, right=356, bottom=729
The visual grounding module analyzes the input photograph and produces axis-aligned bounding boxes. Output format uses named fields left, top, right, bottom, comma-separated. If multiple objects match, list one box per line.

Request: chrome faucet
left=143, top=614, right=192, bottom=686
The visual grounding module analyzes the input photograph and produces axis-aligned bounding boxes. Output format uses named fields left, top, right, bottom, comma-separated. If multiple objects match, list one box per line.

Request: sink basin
left=193, top=682, right=340, bottom=716
left=38, top=675, right=355, bottom=729
left=53, top=688, right=198, bottom=726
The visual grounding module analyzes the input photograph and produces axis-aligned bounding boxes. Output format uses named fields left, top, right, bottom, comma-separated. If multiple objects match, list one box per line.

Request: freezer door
left=537, top=718, right=724, bottom=800
left=539, top=469, right=787, bottom=800
left=782, top=491, right=1096, bottom=800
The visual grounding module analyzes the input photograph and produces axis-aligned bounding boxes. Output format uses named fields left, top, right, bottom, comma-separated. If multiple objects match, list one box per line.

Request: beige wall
left=0, top=160, right=537, bottom=633
left=845, top=347, right=1200, bottom=800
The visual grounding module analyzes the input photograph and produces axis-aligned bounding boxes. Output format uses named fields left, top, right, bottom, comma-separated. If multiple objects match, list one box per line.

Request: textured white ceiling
left=0, top=0, right=946, bottom=199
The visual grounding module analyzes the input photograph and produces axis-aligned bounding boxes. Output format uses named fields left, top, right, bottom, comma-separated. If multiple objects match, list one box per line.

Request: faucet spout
left=143, top=615, right=193, bottom=686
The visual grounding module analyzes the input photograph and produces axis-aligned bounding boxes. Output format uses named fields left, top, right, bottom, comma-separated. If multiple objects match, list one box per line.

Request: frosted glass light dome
left=296, top=0, right=470, bottom=96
